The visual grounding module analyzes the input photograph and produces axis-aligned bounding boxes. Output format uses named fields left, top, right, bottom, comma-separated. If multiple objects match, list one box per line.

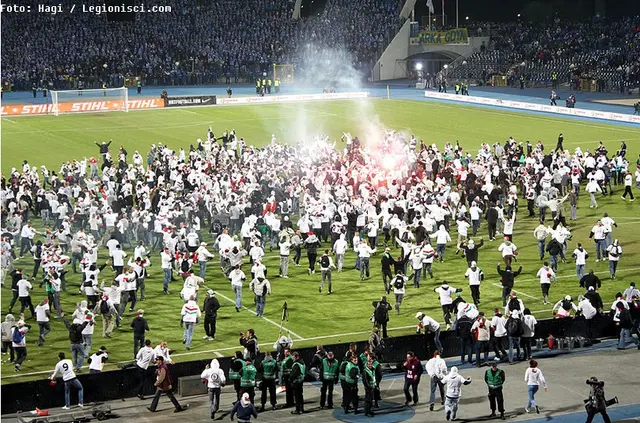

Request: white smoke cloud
left=277, top=44, right=387, bottom=152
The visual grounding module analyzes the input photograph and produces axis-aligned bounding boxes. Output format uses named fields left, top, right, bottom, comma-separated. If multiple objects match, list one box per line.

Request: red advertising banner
left=1, top=99, right=164, bottom=116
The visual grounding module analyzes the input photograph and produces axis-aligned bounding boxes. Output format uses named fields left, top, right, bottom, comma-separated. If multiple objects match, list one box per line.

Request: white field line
left=2, top=118, right=17, bottom=124
left=212, top=290, right=303, bottom=340
left=278, top=103, right=339, bottom=117
left=178, top=108, right=201, bottom=115
left=491, top=282, right=542, bottom=301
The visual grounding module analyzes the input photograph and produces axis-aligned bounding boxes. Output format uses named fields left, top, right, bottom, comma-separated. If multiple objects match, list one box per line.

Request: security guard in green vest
left=455, top=83, right=461, bottom=95
left=281, top=349, right=295, bottom=408
left=102, top=81, right=107, bottom=96
left=343, top=354, right=360, bottom=414
left=552, top=72, right=558, bottom=89
left=289, top=351, right=306, bottom=414
left=339, top=356, right=349, bottom=409
left=274, top=78, right=280, bottom=94
left=259, top=352, right=279, bottom=411
left=319, top=351, right=339, bottom=409
left=371, top=354, right=383, bottom=408
left=240, top=358, right=257, bottom=404
left=229, top=351, right=246, bottom=403
left=484, top=361, right=506, bottom=419
left=519, top=75, right=525, bottom=89
left=256, top=79, right=261, bottom=94
left=261, top=78, right=266, bottom=91
left=267, top=79, right=272, bottom=94
left=358, top=345, right=371, bottom=371
left=363, top=357, right=377, bottom=417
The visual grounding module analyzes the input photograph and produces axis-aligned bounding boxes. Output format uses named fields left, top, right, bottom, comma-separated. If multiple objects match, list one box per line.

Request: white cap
left=471, top=261, right=477, bottom=267
left=415, top=312, right=424, bottom=319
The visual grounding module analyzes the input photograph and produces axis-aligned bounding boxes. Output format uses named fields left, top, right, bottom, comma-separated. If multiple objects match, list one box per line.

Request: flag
left=427, top=0, right=435, bottom=14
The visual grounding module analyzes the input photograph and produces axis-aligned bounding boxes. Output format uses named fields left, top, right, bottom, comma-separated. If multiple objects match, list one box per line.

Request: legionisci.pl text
left=82, top=3, right=171, bottom=14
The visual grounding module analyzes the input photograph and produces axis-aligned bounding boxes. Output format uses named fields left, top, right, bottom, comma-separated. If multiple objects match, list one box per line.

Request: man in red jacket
left=147, top=356, right=189, bottom=413
left=403, top=351, right=423, bottom=406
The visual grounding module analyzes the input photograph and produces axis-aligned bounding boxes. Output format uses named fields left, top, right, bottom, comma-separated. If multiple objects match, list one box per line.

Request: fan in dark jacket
left=131, top=310, right=149, bottom=358
left=505, top=312, right=524, bottom=363
left=372, top=297, right=392, bottom=338
left=380, top=251, right=396, bottom=293
left=460, top=239, right=484, bottom=267
left=584, top=287, right=604, bottom=311
left=202, top=290, right=220, bottom=340
left=62, top=314, right=89, bottom=371
left=415, top=223, right=428, bottom=245
left=497, top=264, right=523, bottom=306
left=580, top=271, right=602, bottom=291
left=545, top=239, right=564, bottom=271
left=456, top=316, right=475, bottom=364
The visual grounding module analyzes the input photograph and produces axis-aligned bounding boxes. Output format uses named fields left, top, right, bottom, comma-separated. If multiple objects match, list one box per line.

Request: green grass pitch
left=2, top=99, right=640, bottom=383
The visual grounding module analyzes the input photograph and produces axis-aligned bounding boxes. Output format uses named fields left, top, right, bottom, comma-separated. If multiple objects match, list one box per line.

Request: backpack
left=506, top=317, right=522, bottom=336
left=393, top=276, right=404, bottom=290
left=100, top=300, right=111, bottom=315
left=12, top=327, right=24, bottom=344
left=320, top=255, right=330, bottom=268
left=69, top=325, right=83, bottom=343
left=508, top=298, right=521, bottom=312
left=181, top=260, right=190, bottom=273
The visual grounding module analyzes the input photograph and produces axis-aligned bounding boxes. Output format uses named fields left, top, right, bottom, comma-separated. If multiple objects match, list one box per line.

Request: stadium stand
left=1, top=0, right=402, bottom=90
left=449, top=17, right=640, bottom=91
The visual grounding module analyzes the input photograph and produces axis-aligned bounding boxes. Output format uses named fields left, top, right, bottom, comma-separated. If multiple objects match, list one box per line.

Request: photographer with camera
left=585, top=377, right=617, bottom=423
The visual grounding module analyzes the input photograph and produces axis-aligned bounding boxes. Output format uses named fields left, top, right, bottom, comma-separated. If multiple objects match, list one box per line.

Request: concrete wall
left=372, top=19, right=411, bottom=81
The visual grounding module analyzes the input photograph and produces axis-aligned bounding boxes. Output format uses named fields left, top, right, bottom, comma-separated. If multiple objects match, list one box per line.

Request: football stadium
left=1, top=0, right=640, bottom=422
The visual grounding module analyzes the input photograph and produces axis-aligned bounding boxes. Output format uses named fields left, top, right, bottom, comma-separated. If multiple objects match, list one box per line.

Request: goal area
left=49, top=87, right=129, bottom=116
left=273, top=64, right=295, bottom=84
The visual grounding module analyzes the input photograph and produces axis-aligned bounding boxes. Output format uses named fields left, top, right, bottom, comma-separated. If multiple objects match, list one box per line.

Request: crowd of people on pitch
left=3, top=122, right=640, bottom=383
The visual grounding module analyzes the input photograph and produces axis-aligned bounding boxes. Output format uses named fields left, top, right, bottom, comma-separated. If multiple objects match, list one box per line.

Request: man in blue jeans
left=614, top=302, right=640, bottom=350
left=425, top=350, right=447, bottom=411
left=506, top=310, right=523, bottom=364
left=180, top=296, right=201, bottom=351
left=160, top=247, right=173, bottom=294
left=50, top=352, right=84, bottom=410
left=62, top=313, right=89, bottom=371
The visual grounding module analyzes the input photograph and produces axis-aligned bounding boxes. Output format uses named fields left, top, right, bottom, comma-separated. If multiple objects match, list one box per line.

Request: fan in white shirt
left=434, top=282, right=458, bottom=329
left=464, top=261, right=484, bottom=305
left=536, top=263, right=556, bottom=304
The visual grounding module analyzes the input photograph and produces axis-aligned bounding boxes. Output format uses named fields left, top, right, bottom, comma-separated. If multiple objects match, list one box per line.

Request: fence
left=0, top=315, right=616, bottom=415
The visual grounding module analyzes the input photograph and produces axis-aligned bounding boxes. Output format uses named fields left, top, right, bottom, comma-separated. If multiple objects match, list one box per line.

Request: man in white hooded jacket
left=201, top=358, right=226, bottom=419
left=441, top=366, right=472, bottom=421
